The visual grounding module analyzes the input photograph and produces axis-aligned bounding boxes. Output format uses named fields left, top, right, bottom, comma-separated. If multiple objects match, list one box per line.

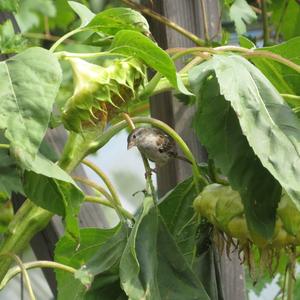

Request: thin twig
left=72, top=176, right=113, bottom=201
left=121, top=0, right=205, bottom=46
left=0, top=261, right=77, bottom=290
left=0, top=254, right=36, bottom=300
left=23, top=32, right=72, bottom=43
left=85, top=196, right=133, bottom=219
left=199, top=0, right=210, bottom=41
left=82, top=159, right=126, bottom=220
left=0, top=144, right=9, bottom=150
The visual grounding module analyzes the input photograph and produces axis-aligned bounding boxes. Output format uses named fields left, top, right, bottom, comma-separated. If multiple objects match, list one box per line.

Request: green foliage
left=0, top=0, right=19, bottom=12
left=159, top=177, right=198, bottom=263
left=251, top=37, right=300, bottom=96
left=0, top=20, right=27, bottom=54
left=111, top=30, right=189, bottom=95
left=270, top=0, right=300, bottom=40
left=0, top=47, right=62, bottom=168
left=55, top=226, right=122, bottom=299
left=190, top=54, right=300, bottom=239
left=225, top=0, right=257, bottom=35
left=68, top=1, right=95, bottom=28
left=120, top=197, right=210, bottom=300
left=86, top=7, right=150, bottom=36
left=190, top=64, right=281, bottom=240
left=15, top=0, right=56, bottom=32
left=0, top=1, right=300, bottom=299
left=24, top=153, right=84, bottom=238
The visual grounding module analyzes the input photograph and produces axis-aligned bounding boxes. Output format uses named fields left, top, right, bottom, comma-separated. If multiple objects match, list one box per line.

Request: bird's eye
left=132, top=134, right=136, bottom=139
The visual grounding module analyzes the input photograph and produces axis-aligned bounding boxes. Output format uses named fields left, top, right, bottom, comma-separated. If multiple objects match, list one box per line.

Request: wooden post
left=149, top=1, right=246, bottom=299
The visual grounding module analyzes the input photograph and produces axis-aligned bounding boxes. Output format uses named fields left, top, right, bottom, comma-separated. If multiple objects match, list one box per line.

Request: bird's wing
left=155, top=131, right=177, bottom=157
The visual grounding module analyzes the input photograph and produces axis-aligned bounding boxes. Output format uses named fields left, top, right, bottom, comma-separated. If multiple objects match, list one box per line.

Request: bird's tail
left=176, top=155, right=193, bottom=164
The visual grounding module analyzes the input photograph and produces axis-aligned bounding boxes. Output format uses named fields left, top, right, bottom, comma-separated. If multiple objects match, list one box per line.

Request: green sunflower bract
left=194, top=184, right=300, bottom=248
left=62, top=57, right=146, bottom=132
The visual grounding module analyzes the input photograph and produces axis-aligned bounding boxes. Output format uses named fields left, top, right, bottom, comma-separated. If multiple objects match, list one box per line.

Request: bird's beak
left=127, top=141, right=135, bottom=150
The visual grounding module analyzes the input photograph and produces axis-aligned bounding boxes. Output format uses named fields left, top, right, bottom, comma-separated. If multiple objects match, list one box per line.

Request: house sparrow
left=127, top=127, right=191, bottom=166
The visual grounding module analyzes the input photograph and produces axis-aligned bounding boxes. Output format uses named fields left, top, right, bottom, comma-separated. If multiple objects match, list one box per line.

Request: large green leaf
left=55, top=226, right=121, bottom=300
left=85, top=7, right=150, bottom=36
left=212, top=55, right=300, bottom=214
left=111, top=30, right=181, bottom=93
left=251, top=37, right=300, bottom=96
left=190, top=63, right=281, bottom=239
left=228, top=0, right=257, bottom=34
left=159, top=177, right=198, bottom=263
left=0, top=47, right=62, bottom=168
left=23, top=153, right=84, bottom=238
left=120, top=196, right=160, bottom=300
left=120, top=197, right=209, bottom=300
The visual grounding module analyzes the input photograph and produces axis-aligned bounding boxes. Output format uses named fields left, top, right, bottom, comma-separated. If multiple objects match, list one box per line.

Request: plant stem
left=0, top=260, right=76, bottom=290
left=49, top=28, right=83, bottom=52
left=261, top=0, right=269, bottom=46
left=55, top=51, right=126, bottom=60
left=0, top=252, right=36, bottom=299
left=287, top=248, right=296, bottom=300
left=281, top=94, right=300, bottom=106
left=0, top=201, right=53, bottom=284
left=243, top=51, right=300, bottom=73
left=199, top=0, right=210, bottom=41
left=0, top=144, right=9, bottom=150
left=82, top=160, right=125, bottom=220
left=121, top=0, right=205, bottom=46
left=85, top=196, right=133, bottom=219
left=73, top=176, right=113, bottom=201
left=0, top=131, right=99, bottom=283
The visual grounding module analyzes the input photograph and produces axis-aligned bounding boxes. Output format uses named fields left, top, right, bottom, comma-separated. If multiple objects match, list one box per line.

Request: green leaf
left=120, top=196, right=160, bottom=300
left=23, top=153, right=84, bottom=238
left=238, top=35, right=256, bottom=49
left=0, top=134, right=23, bottom=198
left=270, top=0, right=300, bottom=40
left=68, top=1, right=95, bottom=28
left=157, top=219, right=210, bottom=300
left=0, top=150, right=23, bottom=198
left=229, top=0, right=257, bottom=34
left=84, top=225, right=128, bottom=277
left=55, top=226, right=120, bottom=300
left=111, top=30, right=179, bottom=92
left=120, top=197, right=209, bottom=300
left=85, top=7, right=150, bottom=36
left=159, top=177, right=198, bottom=263
left=212, top=54, right=300, bottom=217
left=0, top=47, right=62, bottom=168
left=0, top=0, right=19, bottom=12
left=190, top=64, right=281, bottom=239
left=250, top=37, right=300, bottom=96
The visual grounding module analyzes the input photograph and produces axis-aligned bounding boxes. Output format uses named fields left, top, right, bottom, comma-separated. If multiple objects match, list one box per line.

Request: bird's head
left=127, top=127, right=147, bottom=149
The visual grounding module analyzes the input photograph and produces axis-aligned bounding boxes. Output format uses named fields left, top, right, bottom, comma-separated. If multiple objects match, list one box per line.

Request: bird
left=127, top=127, right=192, bottom=167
